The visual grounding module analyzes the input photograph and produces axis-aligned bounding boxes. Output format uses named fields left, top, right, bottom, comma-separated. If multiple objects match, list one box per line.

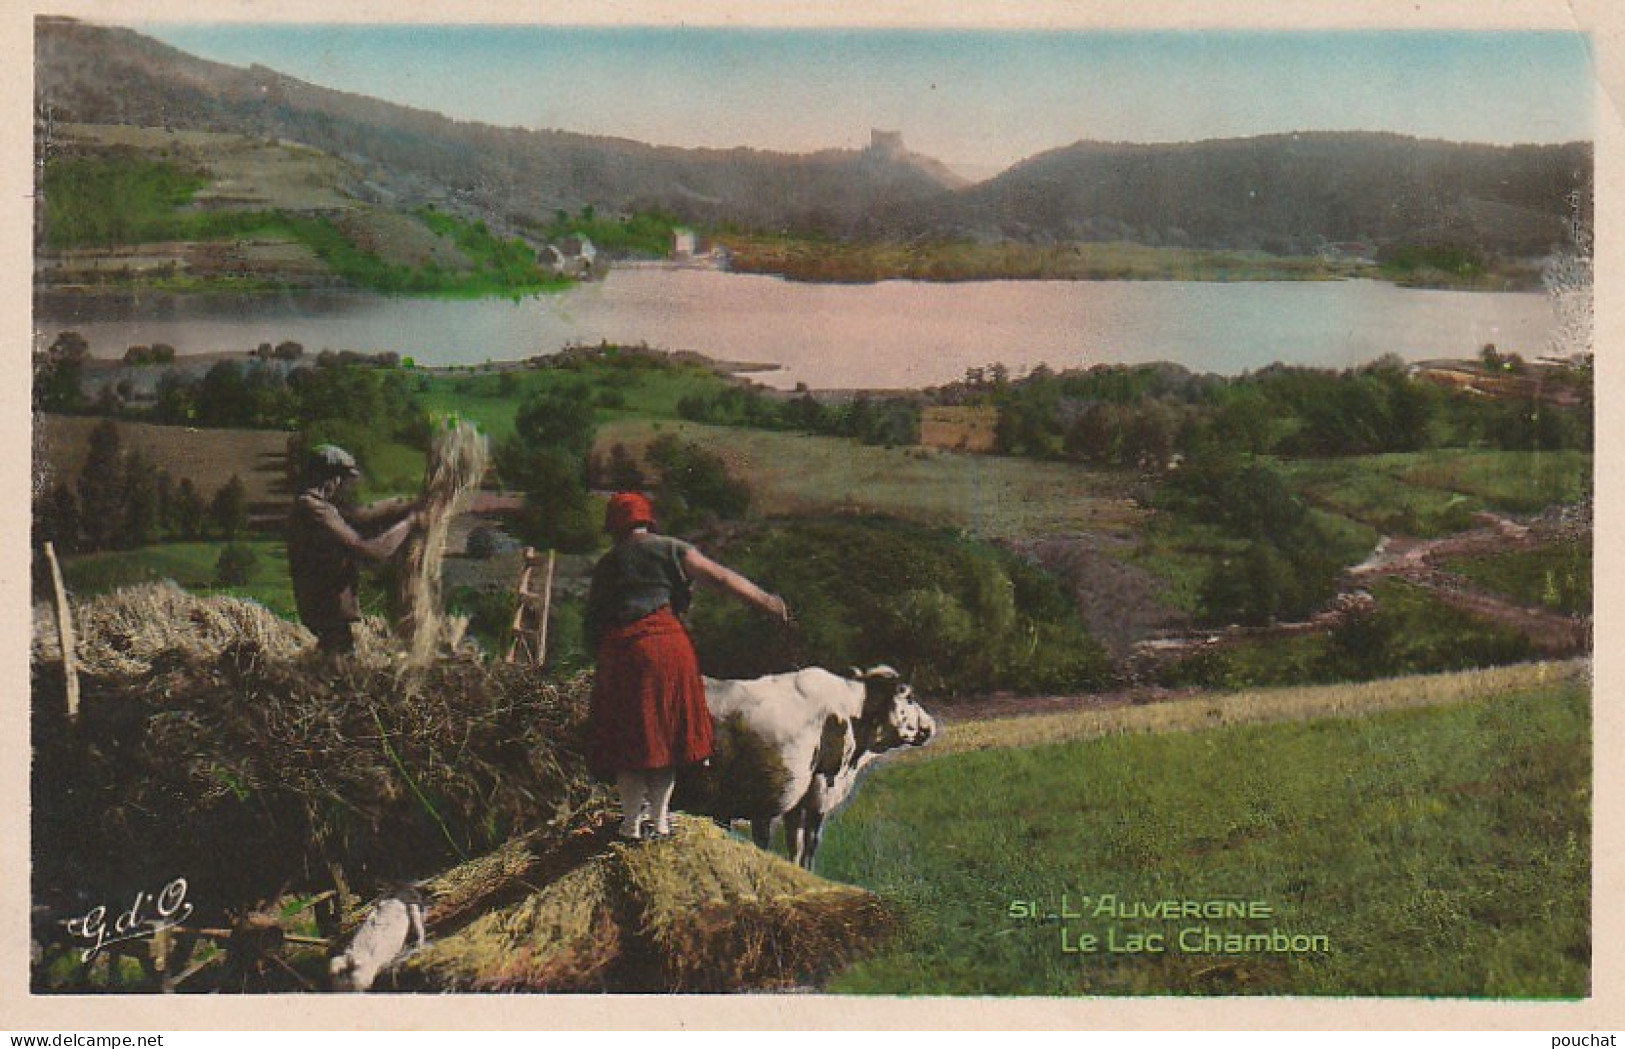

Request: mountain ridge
left=35, top=16, right=1593, bottom=260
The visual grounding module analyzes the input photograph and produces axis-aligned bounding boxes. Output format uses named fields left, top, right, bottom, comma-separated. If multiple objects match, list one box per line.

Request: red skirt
left=589, top=606, right=714, bottom=777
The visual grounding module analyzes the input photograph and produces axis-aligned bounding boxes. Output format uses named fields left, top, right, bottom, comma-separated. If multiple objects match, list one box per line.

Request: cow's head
left=853, top=665, right=936, bottom=752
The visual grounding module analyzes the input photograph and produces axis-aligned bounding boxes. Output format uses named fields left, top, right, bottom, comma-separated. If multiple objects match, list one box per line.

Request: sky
left=135, top=24, right=1596, bottom=180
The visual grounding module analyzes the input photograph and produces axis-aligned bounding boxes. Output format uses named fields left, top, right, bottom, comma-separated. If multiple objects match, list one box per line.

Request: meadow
left=1278, top=450, right=1593, bottom=536
left=818, top=661, right=1590, bottom=996
left=61, top=539, right=298, bottom=618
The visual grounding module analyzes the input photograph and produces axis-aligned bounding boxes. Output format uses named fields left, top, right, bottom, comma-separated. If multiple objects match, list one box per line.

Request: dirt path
left=926, top=660, right=1588, bottom=755
left=1345, top=511, right=1589, bottom=655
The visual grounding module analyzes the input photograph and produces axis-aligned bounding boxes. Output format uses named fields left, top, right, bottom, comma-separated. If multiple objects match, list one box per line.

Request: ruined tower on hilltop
left=870, top=128, right=905, bottom=156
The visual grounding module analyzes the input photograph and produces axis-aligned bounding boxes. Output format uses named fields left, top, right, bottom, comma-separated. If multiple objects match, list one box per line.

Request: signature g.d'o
left=66, top=877, right=193, bottom=962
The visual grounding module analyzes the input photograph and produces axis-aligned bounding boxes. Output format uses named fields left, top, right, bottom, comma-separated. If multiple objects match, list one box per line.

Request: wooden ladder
left=505, top=547, right=556, bottom=665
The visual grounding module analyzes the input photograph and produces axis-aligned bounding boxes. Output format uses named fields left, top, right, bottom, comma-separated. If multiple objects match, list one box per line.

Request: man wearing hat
left=287, top=444, right=422, bottom=656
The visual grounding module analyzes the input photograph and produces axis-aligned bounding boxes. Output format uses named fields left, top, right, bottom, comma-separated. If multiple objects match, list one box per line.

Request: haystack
left=34, top=585, right=900, bottom=993
left=32, top=587, right=609, bottom=921
left=400, top=815, right=896, bottom=993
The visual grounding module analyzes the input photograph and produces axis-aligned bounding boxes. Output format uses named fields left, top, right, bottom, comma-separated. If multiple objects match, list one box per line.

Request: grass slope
left=818, top=662, right=1590, bottom=996
left=601, top=418, right=1142, bottom=542
left=1281, top=450, right=1592, bottom=537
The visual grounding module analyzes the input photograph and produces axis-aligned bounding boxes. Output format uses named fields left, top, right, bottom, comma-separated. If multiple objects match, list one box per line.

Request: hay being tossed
left=398, top=418, right=489, bottom=666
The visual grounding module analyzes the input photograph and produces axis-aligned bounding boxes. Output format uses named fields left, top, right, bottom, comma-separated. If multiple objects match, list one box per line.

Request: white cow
left=694, top=665, right=935, bottom=868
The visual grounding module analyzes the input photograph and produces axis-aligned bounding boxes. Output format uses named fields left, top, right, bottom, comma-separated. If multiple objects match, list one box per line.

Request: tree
left=34, top=331, right=90, bottom=412
left=511, top=382, right=597, bottom=458
left=503, top=447, right=597, bottom=553
left=33, top=483, right=80, bottom=554
left=171, top=478, right=205, bottom=540
left=196, top=360, right=254, bottom=427
left=646, top=434, right=751, bottom=534
left=602, top=443, right=645, bottom=490
left=120, top=450, right=161, bottom=548
left=77, top=419, right=124, bottom=551
left=154, top=371, right=198, bottom=424
left=208, top=475, right=248, bottom=540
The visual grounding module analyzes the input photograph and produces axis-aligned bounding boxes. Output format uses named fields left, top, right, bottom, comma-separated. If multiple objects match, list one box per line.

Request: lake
left=33, top=268, right=1564, bottom=390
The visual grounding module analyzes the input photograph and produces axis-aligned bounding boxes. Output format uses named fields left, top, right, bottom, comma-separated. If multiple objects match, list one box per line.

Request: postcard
left=5, top=0, right=1621, bottom=1033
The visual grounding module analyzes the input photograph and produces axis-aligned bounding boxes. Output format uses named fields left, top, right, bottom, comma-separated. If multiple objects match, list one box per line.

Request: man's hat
left=309, top=444, right=362, bottom=479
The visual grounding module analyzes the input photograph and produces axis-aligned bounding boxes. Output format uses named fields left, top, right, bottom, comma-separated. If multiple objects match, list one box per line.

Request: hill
left=35, top=18, right=1590, bottom=260
left=34, top=17, right=962, bottom=239
left=886, top=132, right=1590, bottom=260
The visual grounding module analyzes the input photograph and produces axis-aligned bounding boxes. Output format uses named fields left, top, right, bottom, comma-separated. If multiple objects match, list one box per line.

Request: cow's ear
left=850, top=666, right=865, bottom=680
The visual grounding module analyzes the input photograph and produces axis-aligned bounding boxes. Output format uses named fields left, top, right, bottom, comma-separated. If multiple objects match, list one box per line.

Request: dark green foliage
left=464, top=526, right=503, bottom=560
left=495, top=383, right=599, bottom=553
left=1161, top=580, right=1543, bottom=690
left=213, top=543, right=259, bottom=587
left=40, top=155, right=563, bottom=297
left=448, top=584, right=519, bottom=656
left=937, top=356, right=1589, bottom=471
left=646, top=434, right=751, bottom=534
left=76, top=419, right=125, bottom=551
left=1444, top=543, right=1592, bottom=617
left=41, top=155, right=208, bottom=249
left=119, top=451, right=161, bottom=548
left=416, top=206, right=551, bottom=289
left=677, top=386, right=921, bottom=446
left=33, top=484, right=80, bottom=557
left=601, top=443, right=647, bottom=491
left=1161, top=454, right=1343, bottom=626
left=511, top=381, right=598, bottom=458
left=534, top=206, right=684, bottom=258
left=686, top=516, right=1112, bottom=697
left=1318, top=582, right=1538, bottom=680
left=1379, top=240, right=1487, bottom=280
left=499, top=447, right=598, bottom=554
left=208, top=475, right=248, bottom=540
left=170, top=479, right=205, bottom=540
left=34, top=331, right=91, bottom=413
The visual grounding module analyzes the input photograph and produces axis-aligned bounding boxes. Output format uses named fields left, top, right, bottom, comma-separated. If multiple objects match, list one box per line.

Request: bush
left=685, top=516, right=1112, bottom=698
left=214, top=543, right=259, bottom=587
left=647, top=434, right=751, bottom=534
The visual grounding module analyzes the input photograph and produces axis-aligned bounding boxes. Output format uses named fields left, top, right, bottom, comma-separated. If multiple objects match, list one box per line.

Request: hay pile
left=32, top=587, right=609, bottom=921
left=33, top=584, right=901, bottom=993
left=401, top=816, right=896, bottom=993
left=398, top=419, right=489, bottom=666
left=32, top=582, right=387, bottom=677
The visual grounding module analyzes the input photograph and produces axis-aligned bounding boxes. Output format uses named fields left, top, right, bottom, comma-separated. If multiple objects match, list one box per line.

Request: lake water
left=33, top=268, right=1563, bottom=390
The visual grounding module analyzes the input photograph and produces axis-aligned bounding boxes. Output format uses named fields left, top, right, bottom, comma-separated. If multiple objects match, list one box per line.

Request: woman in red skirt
left=585, top=492, right=789, bottom=842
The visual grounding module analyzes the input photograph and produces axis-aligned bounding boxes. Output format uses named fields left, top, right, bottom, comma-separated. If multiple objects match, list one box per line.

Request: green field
left=599, top=418, right=1142, bottom=542
left=818, top=666, right=1589, bottom=996
left=62, top=540, right=298, bottom=619
left=416, top=355, right=735, bottom=438
left=1442, top=542, right=1593, bottom=617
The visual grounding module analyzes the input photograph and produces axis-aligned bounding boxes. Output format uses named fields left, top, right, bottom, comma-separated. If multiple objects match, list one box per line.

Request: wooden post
left=534, top=550, right=556, bottom=667
left=43, top=541, right=79, bottom=722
